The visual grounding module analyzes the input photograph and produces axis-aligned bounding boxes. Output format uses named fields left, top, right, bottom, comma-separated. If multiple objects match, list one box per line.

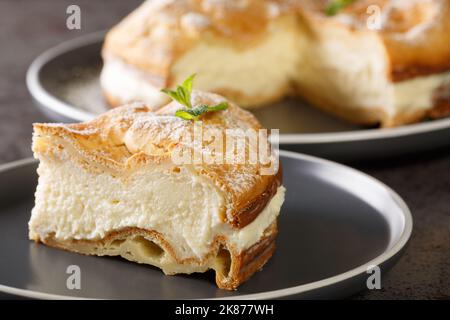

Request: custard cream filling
left=394, top=71, right=450, bottom=112
left=101, top=56, right=450, bottom=117
left=29, top=158, right=285, bottom=260
left=100, top=57, right=170, bottom=109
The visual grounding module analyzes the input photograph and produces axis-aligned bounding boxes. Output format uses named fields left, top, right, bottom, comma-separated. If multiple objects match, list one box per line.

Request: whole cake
left=101, top=0, right=450, bottom=127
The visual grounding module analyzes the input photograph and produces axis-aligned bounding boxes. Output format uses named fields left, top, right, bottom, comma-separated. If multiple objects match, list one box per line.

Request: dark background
left=0, top=0, right=448, bottom=299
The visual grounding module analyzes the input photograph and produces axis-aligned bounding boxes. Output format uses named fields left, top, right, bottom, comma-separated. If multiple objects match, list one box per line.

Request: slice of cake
left=100, top=0, right=450, bottom=127
left=28, top=86, right=285, bottom=290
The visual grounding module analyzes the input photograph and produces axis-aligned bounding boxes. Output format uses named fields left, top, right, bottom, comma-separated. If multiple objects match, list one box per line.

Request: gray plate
left=26, top=32, right=450, bottom=161
left=0, top=151, right=412, bottom=299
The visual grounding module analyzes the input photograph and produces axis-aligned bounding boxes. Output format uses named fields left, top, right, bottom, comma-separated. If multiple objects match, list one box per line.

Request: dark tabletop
left=0, top=0, right=448, bottom=300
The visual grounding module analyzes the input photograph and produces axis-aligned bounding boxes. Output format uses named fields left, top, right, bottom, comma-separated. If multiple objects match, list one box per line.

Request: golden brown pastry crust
left=33, top=91, right=281, bottom=228
left=103, top=0, right=450, bottom=84
left=35, top=222, right=278, bottom=290
left=300, top=0, right=450, bottom=80
left=430, top=82, right=450, bottom=119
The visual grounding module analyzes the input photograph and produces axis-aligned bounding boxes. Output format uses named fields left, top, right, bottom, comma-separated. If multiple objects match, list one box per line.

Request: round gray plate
left=0, top=151, right=412, bottom=299
left=26, top=32, right=450, bottom=160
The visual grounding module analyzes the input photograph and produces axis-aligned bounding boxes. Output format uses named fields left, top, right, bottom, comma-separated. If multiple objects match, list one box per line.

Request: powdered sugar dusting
left=201, top=0, right=251, bottom=12
left=380, top=0, right=442, bottom=41
left=181, top=12, right=211, bottom=32
left=266, top=1, right=281, bottom=18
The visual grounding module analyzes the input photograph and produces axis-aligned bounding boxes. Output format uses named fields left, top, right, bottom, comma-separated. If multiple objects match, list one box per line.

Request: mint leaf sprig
left=175, top=102, right=228, bottom=121
left=161, top=74, right=195, bottom=109
left=325, top=0, right=356, bottom=16
left=161, top=74, right=228, bottom=121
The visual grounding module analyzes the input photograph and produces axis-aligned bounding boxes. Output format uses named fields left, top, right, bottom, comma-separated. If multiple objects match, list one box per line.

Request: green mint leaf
left=206, top=102, right=228, bottom=112
left=325, top=0, right=356, bottom=16
left=176, top=86, right=189, bottom=107
left=175, top=109, right=198, bottom=121
left=161, top=89, right=185, bottom=106
left=182, top=74, right=196, bottom=97
left=190, top=105, right=209, bottom=117
left=174, top=102, right=228, bottom=121
left=161, top=74, right=196, bottom=109
left=163, top=74, right=228, bottom=121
